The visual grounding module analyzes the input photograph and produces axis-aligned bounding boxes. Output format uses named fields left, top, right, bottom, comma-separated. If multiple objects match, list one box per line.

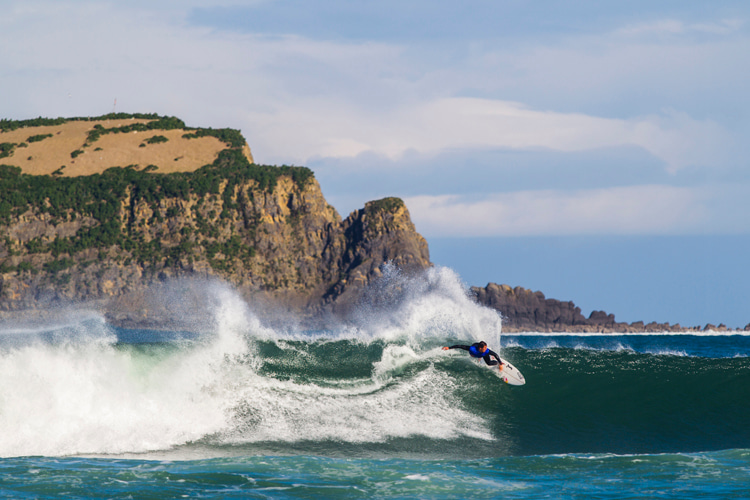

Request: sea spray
left=0, top=269, right=505, bottom=457
left=207, top=266, right=503, bottom=446
left=0, top=282, right=266, bottom=457
left=347, top=264, right=503, bottom=348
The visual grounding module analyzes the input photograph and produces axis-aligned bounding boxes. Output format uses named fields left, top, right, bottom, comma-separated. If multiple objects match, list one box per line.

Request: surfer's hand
left=442, top=346, right=449, bottom=350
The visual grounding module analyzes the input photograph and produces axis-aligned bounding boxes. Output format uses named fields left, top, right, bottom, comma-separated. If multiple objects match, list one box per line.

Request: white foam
left=372, top=344, right=421, bottom=384
left=645, top=348, right=689, bottom=357
left=0, top=309, right=106, bottom=338
left=0, top=273, right=500, bottom=457
left=0, top=337, right=228, bottom=456
left=0, top=282, right=262, bottom=457
left=404, top=474, right=431, bottom=481
left=217, top=362, right=490, bottom=446
left=347, top=265, right=503, bottom=348
left=570, top=341, right=635, bottom=354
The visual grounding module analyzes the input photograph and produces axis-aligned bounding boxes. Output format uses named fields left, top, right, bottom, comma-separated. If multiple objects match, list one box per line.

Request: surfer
left=442, top=341, right=504, bottom=371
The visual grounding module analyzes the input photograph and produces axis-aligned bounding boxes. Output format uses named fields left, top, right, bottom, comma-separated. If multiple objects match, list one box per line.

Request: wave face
left=492, top=343, right=750, bottom=456
left=0, top=268, right=748, bottom=459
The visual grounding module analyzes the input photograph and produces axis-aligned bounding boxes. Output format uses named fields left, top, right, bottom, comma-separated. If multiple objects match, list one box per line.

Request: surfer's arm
left=487, top=349, right=504, bottom=366
left=442, top=345, right=471, bottom=351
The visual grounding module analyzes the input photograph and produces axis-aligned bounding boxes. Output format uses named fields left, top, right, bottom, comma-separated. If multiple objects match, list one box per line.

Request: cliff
left=0, top=114, right=430, bottom=326
left=2, top=114, right=740, bottom=332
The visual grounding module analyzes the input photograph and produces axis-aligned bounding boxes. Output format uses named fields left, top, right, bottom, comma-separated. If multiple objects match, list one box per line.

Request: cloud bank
left=1, top=0, right=748, bottom=237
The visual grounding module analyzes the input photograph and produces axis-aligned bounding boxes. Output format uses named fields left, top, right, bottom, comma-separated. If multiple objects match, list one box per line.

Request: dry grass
left=0, top=118, right=232, bottom=176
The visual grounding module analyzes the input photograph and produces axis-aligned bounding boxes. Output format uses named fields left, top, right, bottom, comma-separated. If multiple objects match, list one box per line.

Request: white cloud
left=0, top=2, right=742, bottom=175
left=244, top=97, right=730, bottom=173
left=0, top=1, right=738, bottom=174
left=403, top=185, right=724, bottom=237
left=616, top=18, right=744, bottom=37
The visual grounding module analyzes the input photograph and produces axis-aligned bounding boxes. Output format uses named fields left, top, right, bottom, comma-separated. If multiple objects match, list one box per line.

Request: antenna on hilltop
left=112, top=98, right=117, bottom=114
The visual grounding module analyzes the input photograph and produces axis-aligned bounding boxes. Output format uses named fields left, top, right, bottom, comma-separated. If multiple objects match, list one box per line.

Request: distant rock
left=471, top=282, right=703, bottom=333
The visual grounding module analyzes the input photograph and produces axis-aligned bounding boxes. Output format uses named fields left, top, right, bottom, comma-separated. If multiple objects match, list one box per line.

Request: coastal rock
left=328, top=198, right=430, bottom=308
left=471, top=282, right=705, bottom=333
left=471, top=283, right=588, bottom=331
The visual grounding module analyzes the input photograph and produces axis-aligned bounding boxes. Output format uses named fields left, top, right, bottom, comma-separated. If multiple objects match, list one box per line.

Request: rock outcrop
left=472, top=282, right=715, bottom=333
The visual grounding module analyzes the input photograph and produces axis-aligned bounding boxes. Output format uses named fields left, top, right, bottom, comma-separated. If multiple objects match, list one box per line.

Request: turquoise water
left=1, top=269, right=748, bottom=498
left=3, top=450, right=750, bottom=499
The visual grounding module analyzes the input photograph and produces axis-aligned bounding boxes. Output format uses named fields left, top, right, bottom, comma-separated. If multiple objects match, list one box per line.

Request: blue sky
left=1, top=1, right=748, bottom=327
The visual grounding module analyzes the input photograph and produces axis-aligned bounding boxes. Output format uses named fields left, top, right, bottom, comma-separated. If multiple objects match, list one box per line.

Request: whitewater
left=1, top=266, right=749, bottom=499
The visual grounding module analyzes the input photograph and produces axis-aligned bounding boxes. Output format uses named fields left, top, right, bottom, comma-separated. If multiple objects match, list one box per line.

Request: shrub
left=0, top=143, right=15, bottom=159
left=17, top=261, right=34, bottom=272
left=45, top=258, right=74, bottom=273
left=25, top=238, right=45, bottom=253
left=183, top=128, right=245, bottom=148
left=366, top=197, right=405, bottom=214
left=26, top=134, right=53, bottom=143
left=0, top=164, right=21, bottom=178
left=0, top=117, right=66, bottom=132
left=146, top=135, right=169, bottom=144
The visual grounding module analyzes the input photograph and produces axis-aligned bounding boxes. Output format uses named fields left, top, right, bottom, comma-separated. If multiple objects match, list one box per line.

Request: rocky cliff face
left=0, top=174, right=430, bottom=325
left=326, top=198, right=430, bottom=307
left=0, top=115, right=431, bottom=326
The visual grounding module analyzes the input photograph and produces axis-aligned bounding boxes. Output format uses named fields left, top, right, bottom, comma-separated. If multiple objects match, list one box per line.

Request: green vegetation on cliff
left=0, top=143, right=16, bottom=159
left=26, top=134, right=53, bottom=143
left=182, top=128, right=245, bottom=148
left=365, top=197, right=405, bottom=215
left=1, top=113, right=246, bottom=150
left=85, top=116, right=188, bottom=146
left=0, top=113, right=163, bottom=133
left=0, top=114, right=314, bottom=276
left=145, top=135, right=169, bottom=145
left=0, top=117, right=68, bottom=132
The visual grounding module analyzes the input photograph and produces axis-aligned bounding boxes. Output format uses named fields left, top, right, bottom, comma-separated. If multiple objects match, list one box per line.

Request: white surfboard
left=481, top=357, right=526, bottom=386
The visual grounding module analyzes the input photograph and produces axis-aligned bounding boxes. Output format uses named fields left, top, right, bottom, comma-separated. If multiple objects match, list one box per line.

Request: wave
left=496, top=346, right=750, bottom=456
left=0, top=269, right=496, bottom=457
left=0, top=269, right=748, bottom=459
left=503, top=333, right=750, bottom=359
left=510, top=331, right=750, bottom=336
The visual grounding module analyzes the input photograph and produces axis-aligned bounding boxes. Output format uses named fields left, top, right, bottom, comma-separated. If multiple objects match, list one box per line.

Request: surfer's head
left=477, top=341, right=487, bottom=352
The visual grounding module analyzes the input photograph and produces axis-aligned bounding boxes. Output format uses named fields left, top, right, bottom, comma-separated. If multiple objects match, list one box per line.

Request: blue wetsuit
left=447, top=343, right=502, bottom=366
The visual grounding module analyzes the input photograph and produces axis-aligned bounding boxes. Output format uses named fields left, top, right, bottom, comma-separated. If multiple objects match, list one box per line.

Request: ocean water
left=1, top=267, right=749, bottom=499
